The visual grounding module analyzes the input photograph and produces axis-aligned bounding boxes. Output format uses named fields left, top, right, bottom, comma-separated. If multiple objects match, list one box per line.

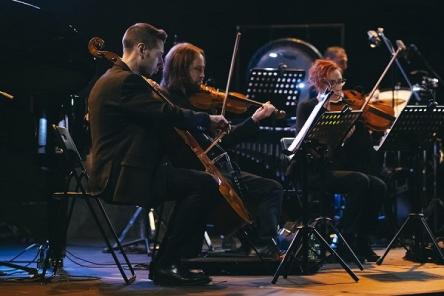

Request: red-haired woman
left=295, top=59, right=386, bottom=262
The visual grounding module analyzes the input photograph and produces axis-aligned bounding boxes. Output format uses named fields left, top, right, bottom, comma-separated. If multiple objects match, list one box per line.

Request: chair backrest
left=52, top=124, right=88, bottom=183
left=280, top=137, right=295, bottom=152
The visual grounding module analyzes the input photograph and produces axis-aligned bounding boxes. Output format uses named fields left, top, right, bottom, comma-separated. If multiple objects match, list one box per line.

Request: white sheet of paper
left=287, top=95, right=329, bottom=159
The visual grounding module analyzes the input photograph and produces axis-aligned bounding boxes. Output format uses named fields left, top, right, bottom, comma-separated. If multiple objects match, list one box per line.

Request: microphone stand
left=408, top=45, right=444, bottom=234
left=410, top=44, right=444, bottom=89
left=374, top=28, right=422, bottom=103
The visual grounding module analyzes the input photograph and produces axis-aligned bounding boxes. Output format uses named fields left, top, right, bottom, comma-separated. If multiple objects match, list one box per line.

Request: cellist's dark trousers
left=237, top=171, right=283, bottom=244
left=152, top=165, right=219, bottom=266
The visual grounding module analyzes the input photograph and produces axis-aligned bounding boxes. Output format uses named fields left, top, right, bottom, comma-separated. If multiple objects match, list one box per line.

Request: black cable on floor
left=64, top=250, right=147, bottom=270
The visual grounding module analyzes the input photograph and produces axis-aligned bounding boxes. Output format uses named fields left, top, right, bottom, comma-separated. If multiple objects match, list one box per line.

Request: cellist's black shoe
left=356, top=245, right=380, bottom=262
left=356, top=236, right=380, bottom=262
left=248, top=242, right=283, bottom=261
left=151, top=263, right=211, bottom=286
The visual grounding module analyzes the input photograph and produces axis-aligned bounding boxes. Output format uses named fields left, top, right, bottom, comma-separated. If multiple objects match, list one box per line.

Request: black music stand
left=246, top=68, right=305, bottom=122
left=272, top=109, right=363, bottom=284
left=376, top=105, right=444, bottom=265
left=239, top=68, right=305, bottom=185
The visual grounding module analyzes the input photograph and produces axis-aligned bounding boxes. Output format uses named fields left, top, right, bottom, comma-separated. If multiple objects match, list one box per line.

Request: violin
left=330, top=43, right=408, bottom=132
left=329, top=89, right=403, bottom=132
left=189, top=84, right=286, bottom=119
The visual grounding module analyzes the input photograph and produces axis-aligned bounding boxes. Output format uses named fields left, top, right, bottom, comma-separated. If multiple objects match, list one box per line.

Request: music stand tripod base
left=377, top=213, right=444, bottom=265
left=311, top=216, right=364, bottom=270
left=0, top=261, right=39, bottom=277
left=271, top=224, right=359, bottom=284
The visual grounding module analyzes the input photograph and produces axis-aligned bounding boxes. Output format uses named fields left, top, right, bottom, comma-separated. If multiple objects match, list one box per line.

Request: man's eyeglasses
left=324, top=78, right=347, bottom=86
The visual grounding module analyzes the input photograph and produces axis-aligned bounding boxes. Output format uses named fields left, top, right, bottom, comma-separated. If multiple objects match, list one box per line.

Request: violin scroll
left=88, top=37, right=104, bottom=58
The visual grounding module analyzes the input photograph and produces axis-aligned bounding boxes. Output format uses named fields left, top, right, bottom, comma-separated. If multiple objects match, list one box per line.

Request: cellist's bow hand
left=251, top=101, right=277, bottom=122
left=209, top=114, right=230, bottom=133
left=203, top=115, right=231, bottom=156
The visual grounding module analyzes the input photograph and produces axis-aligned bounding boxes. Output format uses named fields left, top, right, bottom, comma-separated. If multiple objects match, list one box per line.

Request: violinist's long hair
left=308, top=59, right=341, bottom=93
left=161, top=42, right=204, bottom=93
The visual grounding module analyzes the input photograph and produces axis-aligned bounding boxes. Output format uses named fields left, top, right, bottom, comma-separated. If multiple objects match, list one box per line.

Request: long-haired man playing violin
left=161, top=42, right=284, bottom=260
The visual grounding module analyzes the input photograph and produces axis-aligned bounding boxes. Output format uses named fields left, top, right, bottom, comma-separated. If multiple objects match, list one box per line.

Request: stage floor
left=1, top=243, right=444, bottom=295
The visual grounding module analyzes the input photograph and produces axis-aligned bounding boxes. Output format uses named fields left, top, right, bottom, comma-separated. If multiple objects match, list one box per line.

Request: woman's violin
left=329, top=89, right=406, bottom=132
left=330, top=43, right=408, bottom=132
left=189, top=84, right=286, bottom=119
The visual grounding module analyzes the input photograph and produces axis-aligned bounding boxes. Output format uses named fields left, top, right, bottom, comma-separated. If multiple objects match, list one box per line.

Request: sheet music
left=287, top=95, right=328, bottom=159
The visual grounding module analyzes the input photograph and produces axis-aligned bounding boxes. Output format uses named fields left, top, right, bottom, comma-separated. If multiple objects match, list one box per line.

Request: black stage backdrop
left=25, top=0, right=443, bottom=95
left=0, top=0, right=442, bottom=240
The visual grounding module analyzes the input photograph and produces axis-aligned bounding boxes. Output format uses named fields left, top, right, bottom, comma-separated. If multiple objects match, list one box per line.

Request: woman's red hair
left=308, top=59, right=341, bottom=92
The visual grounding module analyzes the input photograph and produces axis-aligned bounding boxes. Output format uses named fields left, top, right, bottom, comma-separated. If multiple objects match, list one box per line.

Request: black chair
left=49, top=124, right=136, bottom=284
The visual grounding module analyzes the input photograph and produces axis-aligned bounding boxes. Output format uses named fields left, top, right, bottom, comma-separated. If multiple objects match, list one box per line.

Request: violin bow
left=361, top=40, right=406, bottom=111
left=221, top=32, right=241, bottom=116
left=205, top=32, right=241, bottom=153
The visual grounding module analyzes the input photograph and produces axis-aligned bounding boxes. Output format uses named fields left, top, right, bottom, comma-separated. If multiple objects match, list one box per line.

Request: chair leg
left=151, top=204, right=165, bottom=260
left=85, top=198, right=136, bottom=284
left=65, top=199, right=76, bottom=236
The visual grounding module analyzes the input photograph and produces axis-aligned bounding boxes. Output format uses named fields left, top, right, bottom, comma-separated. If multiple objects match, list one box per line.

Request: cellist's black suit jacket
left=88, top=60, right=210, bottom=207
